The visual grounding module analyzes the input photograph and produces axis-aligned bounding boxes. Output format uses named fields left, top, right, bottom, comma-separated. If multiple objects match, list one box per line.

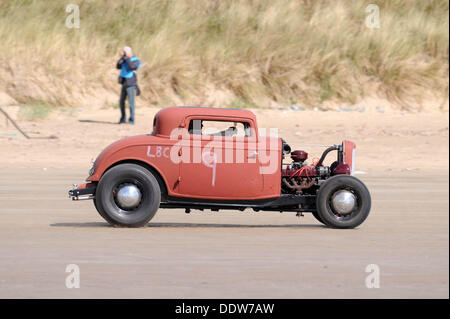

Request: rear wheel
left=95, top=164, right=161, bottom=227
left=316, top=175, right=371, bottom=229
left=312, top=211, right=325, bottom=224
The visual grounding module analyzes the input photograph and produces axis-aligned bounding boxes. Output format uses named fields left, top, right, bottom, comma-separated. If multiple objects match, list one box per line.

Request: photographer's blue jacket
left=117, top=56, right=142, bottom=87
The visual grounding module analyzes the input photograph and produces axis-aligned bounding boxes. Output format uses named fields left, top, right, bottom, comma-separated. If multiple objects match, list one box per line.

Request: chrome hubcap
left=331, top=190, right=356, bottom=215
left=116, top=184, right=142, bottom=210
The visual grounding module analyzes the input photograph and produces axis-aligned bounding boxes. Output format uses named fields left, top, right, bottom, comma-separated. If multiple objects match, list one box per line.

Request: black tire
left=95, top=163, right=161, bottom=227
left=316, top=175, right=371, bottom=229
left=93, top=196, right=107, bottom=219
left=312, top=211, right=325, bottom=224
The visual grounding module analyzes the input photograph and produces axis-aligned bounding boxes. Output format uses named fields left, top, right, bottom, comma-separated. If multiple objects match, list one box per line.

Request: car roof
left=153, top=106, right=257, bottom=136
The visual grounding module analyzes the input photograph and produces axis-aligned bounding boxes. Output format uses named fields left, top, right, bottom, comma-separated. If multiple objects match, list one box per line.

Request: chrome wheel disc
left=331, top=190, right=356, bottom=215
left=115, top=184, right=142, bottom=210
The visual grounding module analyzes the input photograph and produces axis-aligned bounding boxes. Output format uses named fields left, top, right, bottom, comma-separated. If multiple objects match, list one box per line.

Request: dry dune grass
left=0, top=0, right=448, bottom=110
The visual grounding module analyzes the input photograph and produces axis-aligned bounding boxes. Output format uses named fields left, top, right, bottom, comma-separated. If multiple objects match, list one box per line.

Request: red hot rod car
left=69, top=107, right=371, bottom=228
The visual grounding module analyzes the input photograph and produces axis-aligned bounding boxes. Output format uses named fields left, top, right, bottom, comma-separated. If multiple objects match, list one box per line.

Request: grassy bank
left=0, top=0, right=448, bottom=110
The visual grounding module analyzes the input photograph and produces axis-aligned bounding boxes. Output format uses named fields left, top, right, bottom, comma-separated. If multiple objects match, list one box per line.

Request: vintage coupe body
left=69, top=107, right=371, bottom=228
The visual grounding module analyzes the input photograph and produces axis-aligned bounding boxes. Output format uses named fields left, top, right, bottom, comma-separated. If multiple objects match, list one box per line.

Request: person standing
left=117, top=46, right=142, bottom=124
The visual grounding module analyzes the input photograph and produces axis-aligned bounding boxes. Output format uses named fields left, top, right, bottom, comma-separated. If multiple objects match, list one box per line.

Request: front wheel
left=95, top=163, right=161, bottom=227
left=316, top=175, right=371, bottom=229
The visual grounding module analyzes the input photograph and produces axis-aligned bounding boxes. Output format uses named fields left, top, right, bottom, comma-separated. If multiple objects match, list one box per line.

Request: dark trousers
left=119, top=85, right=136, bottom=123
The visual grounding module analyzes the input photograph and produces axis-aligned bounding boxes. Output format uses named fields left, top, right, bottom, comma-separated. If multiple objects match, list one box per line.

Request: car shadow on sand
left=50, top=222, right=326, bottom=228
left=78, top=119, right=118, bottom=125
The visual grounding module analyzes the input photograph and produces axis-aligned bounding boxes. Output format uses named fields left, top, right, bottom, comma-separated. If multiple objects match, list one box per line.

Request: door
left=179, top=117, right=263, bottom=199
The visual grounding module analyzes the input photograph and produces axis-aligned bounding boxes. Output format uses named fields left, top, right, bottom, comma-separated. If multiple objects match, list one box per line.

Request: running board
left=160, top=194, right=316, bottom=212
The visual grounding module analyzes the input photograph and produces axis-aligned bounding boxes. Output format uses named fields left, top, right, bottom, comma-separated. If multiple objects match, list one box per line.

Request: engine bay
left=280, top=140, right=354, bottom=195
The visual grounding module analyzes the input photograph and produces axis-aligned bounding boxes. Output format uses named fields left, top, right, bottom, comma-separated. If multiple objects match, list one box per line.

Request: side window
left=188, top=120, right=251, bottom=137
